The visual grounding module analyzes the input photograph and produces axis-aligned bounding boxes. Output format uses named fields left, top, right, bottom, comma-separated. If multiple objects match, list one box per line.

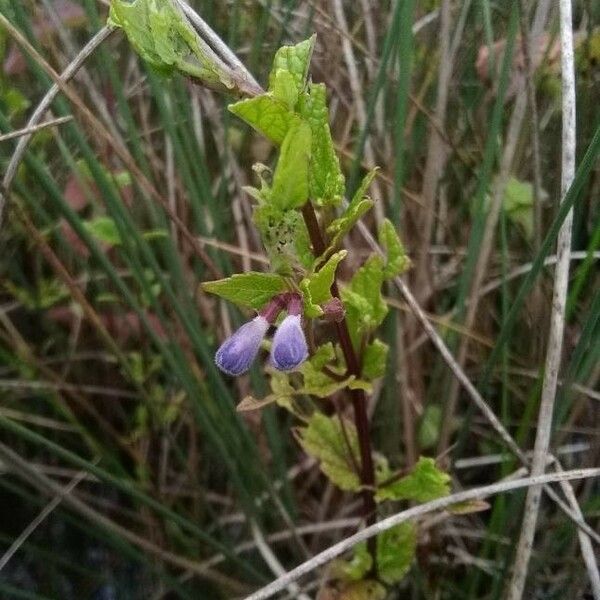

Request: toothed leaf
left=298, top=82, right=345, bottom=206
left=201, top=272, right=287, bottom=309
left=296, top=412, right=361, bottom=491
left=376, top=457, right=451, bottom=503
left=300, top=250, right=347, bottom=317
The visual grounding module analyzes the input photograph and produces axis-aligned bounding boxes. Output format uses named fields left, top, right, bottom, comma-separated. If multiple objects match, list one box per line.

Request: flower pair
left=215, top=295, right=308, bottom=376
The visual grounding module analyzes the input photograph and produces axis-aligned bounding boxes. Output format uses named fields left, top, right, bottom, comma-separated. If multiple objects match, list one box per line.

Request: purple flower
left=270, top=315, right=308, bottom=371
left=215, top=316, right=269, bottom=376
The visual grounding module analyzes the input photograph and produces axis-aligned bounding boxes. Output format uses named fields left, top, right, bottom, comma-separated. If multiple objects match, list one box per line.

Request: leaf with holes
left=253, top=204, right=313, bottom=274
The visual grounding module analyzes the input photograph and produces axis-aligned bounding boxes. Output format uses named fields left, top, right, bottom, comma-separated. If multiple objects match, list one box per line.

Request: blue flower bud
left=215, top=316, right=269, bottom=376
left=270, top=315, right=308, bottom=371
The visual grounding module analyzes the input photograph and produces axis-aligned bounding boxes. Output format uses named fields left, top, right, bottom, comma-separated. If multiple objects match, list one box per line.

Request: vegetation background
left=0, top=0, right=598, bottom=598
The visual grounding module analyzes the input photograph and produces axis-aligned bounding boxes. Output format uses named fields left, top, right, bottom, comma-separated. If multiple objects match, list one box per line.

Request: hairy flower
left=270, top=314, right=308, bottom=371
left=215, top=316, right=269, bottom=376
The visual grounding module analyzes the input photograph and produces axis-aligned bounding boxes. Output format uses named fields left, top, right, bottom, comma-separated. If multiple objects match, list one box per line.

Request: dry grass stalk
left=506, top=0, right=600, bottom=597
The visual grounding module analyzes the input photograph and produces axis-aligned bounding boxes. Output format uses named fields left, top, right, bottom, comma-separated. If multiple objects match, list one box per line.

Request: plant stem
left=301, top=202, right=378, bottom=561
left=246, top=468, right=600, bottom=600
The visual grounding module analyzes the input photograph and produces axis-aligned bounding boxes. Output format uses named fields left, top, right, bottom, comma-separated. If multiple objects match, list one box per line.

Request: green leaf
left=351, top=168, right=380, bottom=207
left=378, top=218, right=411, bottom=278
left=341, top=256, right=388, bottom=346
left=271, top=118, right=312, bottom=210
left=243, top=163, right=273, bottom=204
left=268, top=35, right=315, bottom=95
left=330, top=199, right=374, bottom=252
left=113, top=170, right=132, bottom=188
left=308, top=342, right=337, bottom=370
left=109, top=0, right=234, bottom=92
left=300, top=250, right=347, bottom=317
left=332, top=544, right=372, bottom=581
left=339, top=523, right=416, bottom=587
left=325, top=169, right=378, bottom=253
left=253, top=204, right=313, bottom=274
left=374, top=453, right=392, bottom=483
left=268, top=371, right=296, bottom=412
left=337, top=580, right=387, bottom=600
left=84, top=216, right=122, bottom=246
left=295, top=412, right=361, bottom=491
left=362, top=339, right=389, bottom=380
left=3, top=87, right=31, bottom=119
left=321, top=169, right=378, bottom=261
left=201, top=272, right=288, bottom=309
left=298, top=343, right=356, bottom=397
left=418, top=403, right=442, bottom=450
left=301, top=365, right=355, bottom=398
left=298, top=83, right=345, bottom=206
left=324, top=561, right=386, bottom=600
left=376, top=456, right=451, bottom=503
left=4, top=279, right=69, bottom=311
left=238, top=368, right=304, bottom=413
left=271, top=69, right=299, bottom=110
left=229, top=95, right=294, bottom=144
left=503, top=176, right=535, bottom=239
left=503, top=176, right=533, bottom=210
left=347, top=378, right=372, bottom=393
left=376, top=522, right=417, bottom=585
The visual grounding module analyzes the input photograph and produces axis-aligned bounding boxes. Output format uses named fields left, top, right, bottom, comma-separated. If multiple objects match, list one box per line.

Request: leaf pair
left=230, top=36, right=345, bottom=209
left=295, top=412, right=451, bottom=505
left=334, top=522, right=417, bottom=587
